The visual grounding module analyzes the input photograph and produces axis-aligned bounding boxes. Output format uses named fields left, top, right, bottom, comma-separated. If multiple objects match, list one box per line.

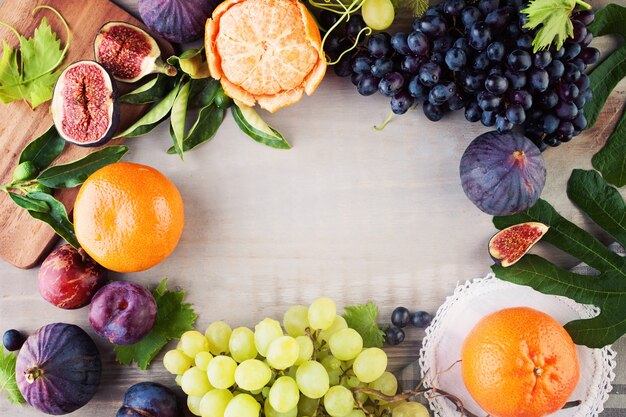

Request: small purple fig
left=89, top=281, right=157, bottom=345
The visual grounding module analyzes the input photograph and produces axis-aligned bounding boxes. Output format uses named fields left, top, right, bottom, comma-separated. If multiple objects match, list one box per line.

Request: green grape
left=319, top=316, right=347, bottom=342
left=353, top=348, right=387, bottom=383
left=229, top=327, right=258, bottom=363
left=254, top=318, right=283, bottom=357
left=163, top=349, right=193, bottom=375
left=180, top=330, right=210, bottom=358
left=361, top=0, right=395, bottom=30
left=265, top=400, right=297, bottom=417
left=295, top=336, right=313, bottom=365
left=224, top=394, right=261, bottom=417
left=323, top=386, right=354, bottom=417
left=181, top=366, right=213, bottom=397
left=207, top=355, right=238, bottom=389
left=200, top=389, right=233, bottom=417
left=308, top=298, right=337, bottom=331
left=329, top=329, right=363, bottom=361
left=321, top=355, right=342, bottom=372
left=297, top=395, right=319, bottom=417
left=269, top=376, right=300, bottom=412
left=391, top=402, right=430, bottom=417
left=283, top=305, right=310, bottom=337
left=296, top=361, right=330, bottom=399
left=287, top=364, right=299, bottom=379
left=175, top=374, right=183, bottom=386
left=234, top=359, right=272, bottom=391
left=262, top=386, right=271, bottom=398
left=368, top=372, right=397, bottom=397
left=188, top=395, right=203, bottom=416
left=327, top=367, right=342, bottom=386
left=343, top=377, right=367, bottom=404
left=195, top=351, right=214, bottom=371
left=345, top=410, right=366, bottom=417
left=267, top=336, right=300, bottom=370
left=205, top=322, right=233, bottom=355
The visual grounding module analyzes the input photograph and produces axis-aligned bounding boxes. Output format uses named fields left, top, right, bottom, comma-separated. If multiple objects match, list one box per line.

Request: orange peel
left=205, top=0, right=326, bottom=112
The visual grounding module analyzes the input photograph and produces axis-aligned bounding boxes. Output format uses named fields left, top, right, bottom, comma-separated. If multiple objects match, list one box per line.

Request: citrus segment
left=461, top=307, right=579, bottom=417
left=73, top=162, right=184, bottom=273
left=206, top=0, right=326, bottom=112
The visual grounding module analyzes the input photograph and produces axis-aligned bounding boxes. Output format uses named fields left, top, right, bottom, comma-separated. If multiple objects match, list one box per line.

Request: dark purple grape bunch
left=385, top=307, right=433, bottom=346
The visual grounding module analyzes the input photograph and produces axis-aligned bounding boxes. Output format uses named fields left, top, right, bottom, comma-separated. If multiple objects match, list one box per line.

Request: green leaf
left=567, top=169, right=626, bottom=248
left=231, top=103, right=291, bottom=150
left=342, top=301, right=385, bottom=348
left=18, top=124, right=65, bottom=170
left=167, top=105, right=225, bottom=154
left=170, top=81, right=191, bottom=159
left=114, top=279, right=197, bottom=370
left=37, top=145, right=128, bottom=188
left=120, top=74, right=178, bottom=105
left=19, top=17, right=62, bottom=82
left=0, top=41, right=24, bottom=103
left=391, top=0, right=429, bottom=17
left=0, top=349, right=25, bottom=405
left=492, top=256, right=626, bottom=347
left=591, top=107, right=626, bottom=187
left=168, top=48, right=210, bottom=79
left=8, top=192, right=50, bottom=213
left=521, top=0, right=590, bottom=52
left=586, top=4, right=626, bottom=128
left=24, top=192, right=79, bottom=248
left=188, top=77, right=220, bottom=109
left=115, top=83, right=180, bottom=139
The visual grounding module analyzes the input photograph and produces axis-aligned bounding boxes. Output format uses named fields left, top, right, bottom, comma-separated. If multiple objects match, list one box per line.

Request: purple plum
left=89, top=281, right=157, bottom=345
left=117, top=382, right=180, bottom=417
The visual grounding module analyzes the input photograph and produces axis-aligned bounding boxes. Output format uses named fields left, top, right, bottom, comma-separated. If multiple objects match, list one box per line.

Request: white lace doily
left=418, top=273, right=617, bottom=417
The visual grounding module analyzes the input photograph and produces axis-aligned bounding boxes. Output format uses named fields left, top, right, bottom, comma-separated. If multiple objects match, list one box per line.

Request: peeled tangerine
left=205, top=0, right=326, bottom=112
left=489, top=222, right=549, bottom=267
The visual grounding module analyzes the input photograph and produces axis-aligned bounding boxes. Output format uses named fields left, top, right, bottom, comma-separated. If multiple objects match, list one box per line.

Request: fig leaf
left=114, top=278, right=198, bottom=370
left=0, top=348, right=25, bottom=405
left=343, top=301, right=385, bottom=348
left=492, top=170, right=626, bottom=347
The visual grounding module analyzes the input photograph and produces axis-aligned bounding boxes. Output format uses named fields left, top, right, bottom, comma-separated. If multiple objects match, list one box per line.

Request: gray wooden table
left=0, top=0, right=624, bottom=416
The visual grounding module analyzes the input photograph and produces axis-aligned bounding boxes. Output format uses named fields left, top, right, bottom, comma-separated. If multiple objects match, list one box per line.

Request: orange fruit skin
left=205, top=0, right=326, bottom=112
left=74, top=162, right=184, bottom=273
left=461, top=307, right=579, bottom=417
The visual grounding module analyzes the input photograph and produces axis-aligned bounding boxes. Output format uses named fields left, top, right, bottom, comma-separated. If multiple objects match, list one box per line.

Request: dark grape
left=464, top=72, right=487, bottom=92
left=572, top=9, right=595, bottom=25
left=525, top=123, right=546, bottom=142
left=570, top=57, right=586, bottom=72
left=474, top=52, right=490, bottom=71
left=431, top=51, right=446, bottom=64
left=563, top=42, right=582, bottom=61
left=419, top=61, right=442, bottom=86
left=391, top=32, right=412, bottom=55
left=509, top=89, right=532, bottom=109
left=469, top=22, right=493, bottom=50
left=553, top=46, right=565, bottom=59
left=357, top=74, right=380, bottom=96
left=412, top=18, right=422, bottom=32
left=544, top=134, right=561, bottom=147
left=556, top=83, right=579, bottom=102
left=543, top=113, right=560, bottom=134
left=465, top=101, right=482, bottom=122
left=563, top=63, right=581, bottom=82
left=454, top=37, right=470, bottom=52
left=423, top=101, right=445, bottom=121
left=505, top=69, right=527, bottom=89
left=461, top=6, right=482, bottom=28
left=352, top=54, right=373, bottom=74
left=576, top=74, right=590, bottom=91
left=319, top=10, right=339, bottom=31
left=391, top=307, right=411, bottom=327
left=448, top=93, right=466, bottom=110
left=3, top=329, right=26, bottom=351
left=379, top=72, right=405, bottom=96
left=345, top=15, right=366, bottom=39
left=444, top=0, right=466, bottom=16
left=391, top=90, right=414, bottom=114
left=486, top=9, right=511, bottom=30
left=580, top=47, right=600, bottom=65
left=368, top=33, right=391, bottom=58
left=401, top=56, right=423, bottom=74
left=430, top=81, right=457, bottom=104
left=529, top=68, right=549, bottom=92
left=571, top=20, right=587, bottom=43
left=478, top=0, right=499, bottom=15
left=324, top=33, right=342, bottom=54
left=487, top=42, right=505, bottom=61
left=407, top=31, right=430, bottom=56
left=496, top=114, right=513, bottom=132
left=434, top=35, right=455, bottom=53
left=385, top=327, right=405, bottom=345
left=580, top=32, right=593, bottom=47
left=506, top=22, right=521, bottom=38
left=489, top=65, right=504, bottom=75
left=351, top=72, right=365, bottom=86
left=408, top=76, right=429, bottom=100
left=371, top=58, right=394, bottom=78
left=445, top=48, right=467, bottom=71
left=485, top=74, right=509, bottom=94
left=534, top=50, right=552, bottom=68
left=508, top=49, right=532, bottom=71
left=506, top=104, right=526, bottom=125
left=557, top=120, right=575, bottom=138
left=419, top=16, right=448, bottom=37
left=555, top=100, right=578, bottom=120
left=410, top=311, right=433, bottom=328
left=481, top=109, right=497, bottom=126
left=477, top=91, right=502, bottom=111
left=572, top=112, right=588, bottom=131
left=334, top=58, right=352, bottom=77
left=537, top=90, right=559, bottom=109
left=547, top=59, right=565, bottom=80
left=516, top=34, right=533, bottom=50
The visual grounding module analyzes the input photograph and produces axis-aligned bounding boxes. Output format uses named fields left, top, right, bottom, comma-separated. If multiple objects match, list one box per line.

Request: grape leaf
left=114, top=279, right=198, bottom=370
left=521, top=0, right=591, bottom=52
left=391, top=0, right=429, bottom=17
left=343, top=301, right=385, bottom=348
left=0, top=349, right=25, bottom=405
left=492, top=170, right=626, bottom=347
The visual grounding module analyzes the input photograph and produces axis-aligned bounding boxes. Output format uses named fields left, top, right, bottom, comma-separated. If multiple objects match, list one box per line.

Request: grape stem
left=574, top=0, right=592, bottom=10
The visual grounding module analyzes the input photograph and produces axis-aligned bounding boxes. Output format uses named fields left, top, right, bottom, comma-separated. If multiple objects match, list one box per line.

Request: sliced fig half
left=489, top=222, right=549, bottom=267
left=51, top=61, right=120, bottom=147
left=94, top=21, right=176, bottom=83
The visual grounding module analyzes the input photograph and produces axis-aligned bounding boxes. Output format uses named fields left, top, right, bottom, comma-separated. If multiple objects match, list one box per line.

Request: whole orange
left=461, top=307, right=579, bottom=417
left=73, top=162, right=184, bottom=273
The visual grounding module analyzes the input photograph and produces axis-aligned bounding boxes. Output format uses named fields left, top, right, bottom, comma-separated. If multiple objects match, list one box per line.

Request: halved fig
left=51, top=61, right=120, bottom=147
left=489, top=222, right=549, bottom=267
left=94, top=21, right=176, bottom=83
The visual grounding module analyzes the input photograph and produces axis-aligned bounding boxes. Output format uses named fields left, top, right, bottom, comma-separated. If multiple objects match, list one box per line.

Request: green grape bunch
left=163, top=297, right=431, bottom=417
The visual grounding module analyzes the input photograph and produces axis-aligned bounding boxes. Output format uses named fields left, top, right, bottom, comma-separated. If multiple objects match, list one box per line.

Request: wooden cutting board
left=0, top=0, right=173, bottom=269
